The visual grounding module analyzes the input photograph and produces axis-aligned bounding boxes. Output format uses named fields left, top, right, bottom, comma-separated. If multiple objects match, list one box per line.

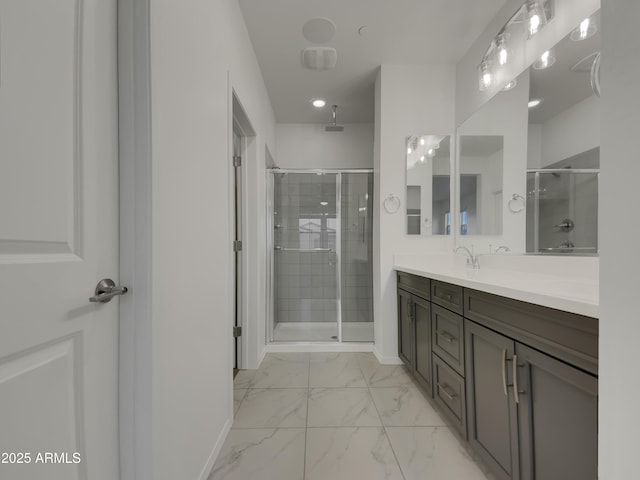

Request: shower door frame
left=266, top=168, right=374, bottom=345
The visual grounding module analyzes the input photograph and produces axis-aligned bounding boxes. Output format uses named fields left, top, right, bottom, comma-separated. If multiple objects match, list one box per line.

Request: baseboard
left=266, top=343, right=374, bottom=353
left=373, top=348, right=403, bottom=365
left=198, top=417, right=232, bottom=480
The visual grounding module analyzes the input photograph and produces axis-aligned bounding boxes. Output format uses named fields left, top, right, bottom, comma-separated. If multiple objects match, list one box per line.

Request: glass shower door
left=272, top=172, right=339, bottom=342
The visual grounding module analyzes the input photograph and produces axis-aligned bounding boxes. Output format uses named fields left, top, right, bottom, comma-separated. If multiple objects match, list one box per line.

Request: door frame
left=118, top=1, right=153, bottom=479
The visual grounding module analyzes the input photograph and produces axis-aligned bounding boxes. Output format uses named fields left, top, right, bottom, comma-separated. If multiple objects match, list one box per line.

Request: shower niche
left=267, top=170, right=374, bottom=343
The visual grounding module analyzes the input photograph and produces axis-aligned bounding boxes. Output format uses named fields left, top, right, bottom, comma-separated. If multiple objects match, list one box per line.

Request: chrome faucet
left=454, top=245, right=479, bottom=269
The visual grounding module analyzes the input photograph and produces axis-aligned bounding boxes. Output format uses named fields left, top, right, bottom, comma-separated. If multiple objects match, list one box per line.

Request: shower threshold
left=272, top=321, right=374, bottom=343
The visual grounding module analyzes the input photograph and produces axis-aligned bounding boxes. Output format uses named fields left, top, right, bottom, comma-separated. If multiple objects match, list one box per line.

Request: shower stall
left=266, top=169, right=374, bottom=343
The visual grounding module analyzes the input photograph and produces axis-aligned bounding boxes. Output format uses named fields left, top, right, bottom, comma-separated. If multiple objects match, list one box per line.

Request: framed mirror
left=405, top=135, right=451, bottom=236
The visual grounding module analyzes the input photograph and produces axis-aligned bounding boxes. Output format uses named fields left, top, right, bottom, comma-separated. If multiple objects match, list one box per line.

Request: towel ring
left=508, top=194, right=525, bottom=213
left=383, top=194, right=401, bottom=214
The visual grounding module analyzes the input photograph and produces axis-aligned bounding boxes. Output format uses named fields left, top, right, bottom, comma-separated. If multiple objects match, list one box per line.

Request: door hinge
left=233, top=240, right=243, bottom=252
left=233, top=326, right=242, bottom=337
left=233, top=155, right=242, bottom=167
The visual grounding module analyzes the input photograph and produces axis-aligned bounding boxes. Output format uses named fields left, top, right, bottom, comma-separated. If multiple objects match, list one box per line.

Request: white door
left=0, top=1, right=120, bottom=479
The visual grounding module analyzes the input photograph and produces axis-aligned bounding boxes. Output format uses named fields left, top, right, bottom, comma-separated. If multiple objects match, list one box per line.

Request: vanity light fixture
left=496, top=33, right=510, bottom=66
left=528, top=98, right=542, bottom=108
left=570, top=17, right=596, bottom=41
left=477, top=0, right=553, bottom=92
left=311, top=98, right=326, bottom=108
left=526, top=0, right=547, bottom=38
left=533, top=49, right=556, bottom=70
left=478, top=60, right=493, bottom=91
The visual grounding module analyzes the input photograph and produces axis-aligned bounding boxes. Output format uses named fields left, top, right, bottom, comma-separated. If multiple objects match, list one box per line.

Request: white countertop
left=394, top=254, right=599, bottom=318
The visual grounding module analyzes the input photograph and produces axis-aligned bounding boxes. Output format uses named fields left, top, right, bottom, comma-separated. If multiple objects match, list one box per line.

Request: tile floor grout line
left=363, top=353, right=408, bottom=480
left=303, top=352, right=311, bottom=480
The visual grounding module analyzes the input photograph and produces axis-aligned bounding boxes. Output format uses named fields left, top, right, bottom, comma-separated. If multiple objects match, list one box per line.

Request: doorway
left=231, top=94, right=256, bottom=370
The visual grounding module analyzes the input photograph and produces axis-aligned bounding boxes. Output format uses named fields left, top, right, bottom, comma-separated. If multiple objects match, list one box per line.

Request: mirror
left=525, top=12, right=600, bottom=254
left=406, top=135, right=451, bottom=236
left=458, top=135, right=504, bottom=235
left=456, top=9, right=600, bottom=255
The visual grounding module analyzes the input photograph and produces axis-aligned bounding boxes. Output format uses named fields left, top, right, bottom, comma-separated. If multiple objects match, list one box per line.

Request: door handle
left=90, top=279, right=128, bottom=303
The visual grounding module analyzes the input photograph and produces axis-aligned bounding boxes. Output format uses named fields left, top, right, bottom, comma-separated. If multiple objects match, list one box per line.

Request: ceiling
left=238, top=0, right=509, bottom=124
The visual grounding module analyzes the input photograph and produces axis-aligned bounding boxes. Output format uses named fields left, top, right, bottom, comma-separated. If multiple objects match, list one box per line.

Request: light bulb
left=407, top=147, right=412, bottom=155
left=428, top=148, right=435, bottom=156
left=526, top=0, right=547, bottom=39
left=533, top=49, right=555, bottom=70
left=420, top=155, right=425, bottom=162
left=478, top=61, right=493, bottom=91
left=580, top=18, right=590, bottom=39
left=420, top=137, right=425, bottom=146
left=571, top=17, right=596, bottom=41
left=496, top=34, right=509, bottom=66
left=529, top=14, right=541, bottom=36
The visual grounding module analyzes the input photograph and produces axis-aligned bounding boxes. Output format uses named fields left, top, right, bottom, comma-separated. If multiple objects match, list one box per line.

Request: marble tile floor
left=211, top=352, right=495, bottom=480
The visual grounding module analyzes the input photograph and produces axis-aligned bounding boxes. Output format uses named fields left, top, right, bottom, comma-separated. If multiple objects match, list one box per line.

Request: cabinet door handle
left=407, top=299, right=413, bottom=322
left=437, top=330, right=455, bottom=343
left=501, top=349, right=513, bottom=397
left=437, top=383, right=457, bottom=401
left=512, top=354, right=526, bottom=404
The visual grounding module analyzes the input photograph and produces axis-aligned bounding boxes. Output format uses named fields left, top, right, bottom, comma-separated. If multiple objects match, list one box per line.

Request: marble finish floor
left=210, top=352, right=493, bottom=480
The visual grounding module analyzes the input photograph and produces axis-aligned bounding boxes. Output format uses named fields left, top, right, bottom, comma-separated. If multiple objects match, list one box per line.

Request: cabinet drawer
left=432, top=305, right=464, bottom=376
left=464, top=289, right=598, bottom=375
left=433, top=354, right=467, bottom=438
left=431, top=280, right=463, bottom=314
left=397, top=272, right=430, bottom=300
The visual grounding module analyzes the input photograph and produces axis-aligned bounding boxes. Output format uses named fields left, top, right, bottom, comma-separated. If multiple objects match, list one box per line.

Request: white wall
left=457, top=74, right=530, bottom=253
left=276, top=123, right=374, bottom=169
left=539, top=94, right=600, bottom=167
left=148, top=1, right=275, bottom=479
left=373, top=64, right=456, bottom=363
left=599, top=1, right=640, bottom=478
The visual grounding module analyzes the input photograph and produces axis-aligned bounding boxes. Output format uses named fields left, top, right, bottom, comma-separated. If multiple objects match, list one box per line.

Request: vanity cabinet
left=396, top=271, right=598, bottom=480
left=397, top=273, right=432, bottom=395
left=466, top=320, right=598, bottom=480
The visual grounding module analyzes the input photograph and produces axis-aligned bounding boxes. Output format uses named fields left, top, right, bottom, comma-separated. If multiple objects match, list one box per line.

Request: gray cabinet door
left=466, top=320, right=519, bottom=480
left=398, top=288, right=414, bottom=369
left=414, top=295, right=432, bottom=395
left=515, top=343, right=598, bottom=480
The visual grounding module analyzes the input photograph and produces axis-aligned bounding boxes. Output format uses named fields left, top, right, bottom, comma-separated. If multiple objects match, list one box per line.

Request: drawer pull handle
left=437, top=330, right=455, bottom=343
left=437, top=383, right=457, bottom=401
left=443, top=293, right=453, bottom=301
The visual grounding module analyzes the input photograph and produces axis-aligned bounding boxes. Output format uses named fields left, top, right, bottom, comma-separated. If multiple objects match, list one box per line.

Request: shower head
left=325, top=105, right=344, bottom=132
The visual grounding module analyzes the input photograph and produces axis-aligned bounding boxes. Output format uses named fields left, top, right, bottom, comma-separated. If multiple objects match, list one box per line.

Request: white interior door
left=0, top=1, right=120, bottom=479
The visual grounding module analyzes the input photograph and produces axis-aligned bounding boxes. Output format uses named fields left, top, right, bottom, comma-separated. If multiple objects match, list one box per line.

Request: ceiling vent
left=301, top=47, right=337, bottom=70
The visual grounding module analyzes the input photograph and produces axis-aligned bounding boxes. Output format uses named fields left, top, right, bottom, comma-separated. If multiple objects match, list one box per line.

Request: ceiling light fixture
left=502, top=79, right=518, bottom=91
left=320, top=201, right=328, bottom=206
left=528, top=99, right=542, bottom=108
left=311, top=99, right=326, bottom=108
